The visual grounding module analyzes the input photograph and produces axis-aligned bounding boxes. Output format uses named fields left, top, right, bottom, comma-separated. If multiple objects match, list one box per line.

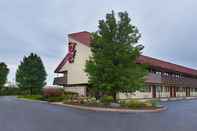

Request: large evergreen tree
left=16, top=53, right=47, bottom=95
left=0, top=63, right=9, bottom=94
left=85, top=11, right=148, bottom=102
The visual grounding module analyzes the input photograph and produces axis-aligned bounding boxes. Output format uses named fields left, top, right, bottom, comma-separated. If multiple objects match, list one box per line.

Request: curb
left=50, top=102, right=167, bottom=113
left=160, top=97, right=197, bottom=102
left=17, top=98, right=167, bottom=113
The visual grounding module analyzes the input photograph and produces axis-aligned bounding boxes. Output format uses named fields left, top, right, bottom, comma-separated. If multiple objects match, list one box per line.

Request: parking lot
left=0, top=96, right=197, bottom=131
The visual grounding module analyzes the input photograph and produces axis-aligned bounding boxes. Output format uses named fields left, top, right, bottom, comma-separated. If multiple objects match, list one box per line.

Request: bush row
left=120, top=99, right=161, bottom=109
left=18, top=88, right=161, bottom=109
left=42, top=88, right=78, bottom=102
left=0, top=87, right=21, bottom=96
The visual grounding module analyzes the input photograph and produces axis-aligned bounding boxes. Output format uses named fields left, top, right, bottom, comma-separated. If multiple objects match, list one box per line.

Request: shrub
left=63, top=96, right=98, bottom=105
left=42, top=88, right=65, bottom=102
left=1, top=87, right=21, bottom=96
left=43, top=88, right=64, bottom=97
left=119, top=100, right=127, bottom=107
left=120, top=99, right=161, bottom=109
left=124, top=100, right=146, bottom=109
left=63, top=98, right=72, bottom=104
left=100, top=96, right=113, bottom=105
left=150, top=100, right=161, bottom=107
left=143, top=101, right=153, bottom=107
left=77, top=97, right=87, bottom=104
left=64, top=96, right=86, bottom=104
left=64, top=91, right=78, bottom=96
left=64, top=91, right=78, bottom=100
left=45, top=96, right=65, bottom=102
left=87, top=97, right=97, bottom=103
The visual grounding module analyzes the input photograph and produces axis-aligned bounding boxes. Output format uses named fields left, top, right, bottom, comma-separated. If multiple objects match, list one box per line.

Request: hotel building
left=54, top=31, right=197, bottom=99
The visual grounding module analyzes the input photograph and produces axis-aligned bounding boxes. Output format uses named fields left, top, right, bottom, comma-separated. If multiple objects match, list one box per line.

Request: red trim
left=55, top=42, right=77, bottom=73
left=54, top=55, right=68, bottom=73
left=137, top=55, right=197, bottom=77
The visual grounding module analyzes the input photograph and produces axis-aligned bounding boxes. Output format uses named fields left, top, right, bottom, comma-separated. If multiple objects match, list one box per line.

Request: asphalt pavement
left=0, top=96, right=197, bottom=131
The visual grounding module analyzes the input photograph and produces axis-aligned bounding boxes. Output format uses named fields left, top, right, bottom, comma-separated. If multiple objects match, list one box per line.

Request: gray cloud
left=0, top=0, right=197, bottom=84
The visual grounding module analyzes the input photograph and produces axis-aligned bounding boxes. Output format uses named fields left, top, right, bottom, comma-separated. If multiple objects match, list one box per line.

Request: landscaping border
left=17, top=97, right=167, bottom=113
left=51, top=102, right=167, bottom=113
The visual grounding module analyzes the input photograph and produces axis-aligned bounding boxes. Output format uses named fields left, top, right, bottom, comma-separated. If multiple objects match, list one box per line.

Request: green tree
left=0, top=63, right=9, bottom=94
left=16, top=53, right=47, bottom=95
left=85, top=11, right=148, bottom=102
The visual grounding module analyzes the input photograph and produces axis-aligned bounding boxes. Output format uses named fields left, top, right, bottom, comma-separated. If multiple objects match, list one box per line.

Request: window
left=179, top=87, right=183, bottom=92
left=176, top=87, right=183, bottom=92
left=147, top=87, right=151, bottom=92
left=156, top=86, right=162, bottom=92
left=168, top=87, right=171, bottom=92
left=163, top=72, right=169, bottom=76
left=174, top=74, right=181, bottom=78
left=156, top=71, right=161, bottom=75
left=165, top=87, right=170, bottom=92
left=149, top=69, right=156, bottom=74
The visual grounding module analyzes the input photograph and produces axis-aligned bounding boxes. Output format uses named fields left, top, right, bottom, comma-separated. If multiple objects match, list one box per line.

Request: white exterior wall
left=118, top=90, right=197, bottom=100
left=191, top=91, right=197, bottom=96
left=176, top=92, right=186, bottom=97
left=64, top=86, right=87, bottom=96
left=60, top=38, right=91, bottom=85
left=159, top=92, right=170, bottom=98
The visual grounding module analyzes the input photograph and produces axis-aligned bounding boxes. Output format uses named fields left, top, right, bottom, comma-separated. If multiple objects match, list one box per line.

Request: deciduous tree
left=85, top=11, right=148, bottom=102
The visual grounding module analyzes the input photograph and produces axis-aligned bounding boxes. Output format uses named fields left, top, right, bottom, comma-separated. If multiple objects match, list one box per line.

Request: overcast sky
left=1, top=0, right=197, bottom=85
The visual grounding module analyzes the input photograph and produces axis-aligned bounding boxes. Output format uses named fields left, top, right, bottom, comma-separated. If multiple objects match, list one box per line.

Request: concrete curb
left=17, top=98, right=167, bottom=113
left=50, top=102, right=167, bottom=113
left=160, top=97, right=197, bottom=102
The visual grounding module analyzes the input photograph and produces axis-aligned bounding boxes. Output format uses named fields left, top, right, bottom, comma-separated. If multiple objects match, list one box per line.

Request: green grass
left=17, top=95, right=43, bottom=101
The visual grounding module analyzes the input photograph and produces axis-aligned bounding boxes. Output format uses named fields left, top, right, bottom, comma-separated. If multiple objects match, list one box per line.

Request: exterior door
left=170, top=87, right=173, bottom=97
left=152, top=85, right=156, bottom=98
left=186, top=88, right=190, bottom=97
left=170, top=87, right=176, bottom=97
left=173, top=87, right=176, bottom=97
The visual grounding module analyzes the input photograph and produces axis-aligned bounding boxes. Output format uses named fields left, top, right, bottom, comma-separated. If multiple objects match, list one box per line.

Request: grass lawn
left=17, top=95, right=43, bottom=101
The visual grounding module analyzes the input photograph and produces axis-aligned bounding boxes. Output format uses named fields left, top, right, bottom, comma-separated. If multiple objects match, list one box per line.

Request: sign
left=67, top=42, right=77, bottom=63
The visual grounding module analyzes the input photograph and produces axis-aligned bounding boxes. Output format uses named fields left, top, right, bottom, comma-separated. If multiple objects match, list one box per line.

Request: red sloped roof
left=137, top=55, right=197, bottom=76
left=54, top=55, right=68, bottom=73
left=55, top=31, right=197, bottom=77
left=68, top=31, right=91, bottom=47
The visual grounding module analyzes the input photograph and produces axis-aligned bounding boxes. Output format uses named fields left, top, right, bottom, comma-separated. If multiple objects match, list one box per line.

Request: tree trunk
left=30, top=87, right=33, bottom=95
left=112, top=92, right=117, bottom=103
left=95, top=91, right=102, bottom=100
